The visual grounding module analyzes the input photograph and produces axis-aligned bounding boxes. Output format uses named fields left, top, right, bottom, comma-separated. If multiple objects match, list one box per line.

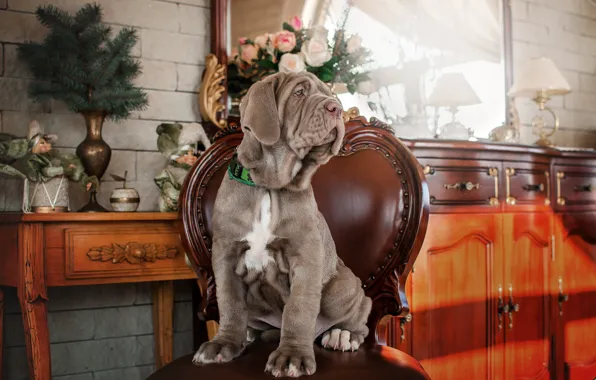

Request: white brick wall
left=0, top=1, right=207, bottom=379
left=513, top=0, right=596, bottom=147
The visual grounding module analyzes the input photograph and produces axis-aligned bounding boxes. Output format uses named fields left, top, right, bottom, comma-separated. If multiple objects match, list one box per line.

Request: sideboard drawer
left=503, top=163, right=551, bottom=208
left=555, top=165, right=596, bottom=209
left=44, top=221, right=195, bottom=284
left=420, top=159, right=501, bottom=210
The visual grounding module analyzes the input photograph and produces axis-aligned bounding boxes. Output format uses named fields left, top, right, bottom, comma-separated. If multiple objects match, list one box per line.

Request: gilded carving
left=87, top=242, right=178, bottom=264
left=342, top=106, right=360, bottom=123
left=198, top=53, right=227, bottom=129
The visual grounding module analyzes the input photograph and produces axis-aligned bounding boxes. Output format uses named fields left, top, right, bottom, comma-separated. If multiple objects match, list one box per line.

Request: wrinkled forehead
left=277, top=73, right=333, bottom=98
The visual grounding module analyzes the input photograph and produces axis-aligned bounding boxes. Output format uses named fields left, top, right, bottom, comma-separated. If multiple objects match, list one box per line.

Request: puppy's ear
left=240, top=75, right=282, bottom=145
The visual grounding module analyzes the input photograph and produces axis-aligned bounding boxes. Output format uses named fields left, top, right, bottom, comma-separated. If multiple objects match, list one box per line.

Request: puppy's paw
left=192, top=340, right=244, bottom=364
left=320, top=328, right=364, bottom=351
left=265, top=344, right=316, bottom=378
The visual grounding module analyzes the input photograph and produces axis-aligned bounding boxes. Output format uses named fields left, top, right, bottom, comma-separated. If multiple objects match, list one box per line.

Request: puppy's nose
left=324, top=101, right=342, bottom=117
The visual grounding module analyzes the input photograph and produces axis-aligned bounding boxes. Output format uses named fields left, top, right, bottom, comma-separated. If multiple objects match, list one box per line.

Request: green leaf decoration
left=347, top=83, right=357, bottom=94
left=257, top=59, right=277, bottom=70
left=110, top=173, right=126, bottom=182
left=110, top=170, right=128, bottom=187
left=282, top=22, right=295, bottom=32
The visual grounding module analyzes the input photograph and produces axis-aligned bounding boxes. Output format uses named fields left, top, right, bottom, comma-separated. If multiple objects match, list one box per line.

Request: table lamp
left=508, top=57, right=571, bottom=147
left=427, top=72, right=481, bottom=139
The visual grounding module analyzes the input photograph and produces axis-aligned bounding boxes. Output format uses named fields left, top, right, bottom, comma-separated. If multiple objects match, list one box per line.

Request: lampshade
left=508, top=57, right=571, bottom=98
left=427, top=72, right=481, bottom=108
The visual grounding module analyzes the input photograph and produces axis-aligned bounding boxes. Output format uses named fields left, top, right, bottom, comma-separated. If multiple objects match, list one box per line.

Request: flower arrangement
left=227, top=15, right=372, bottom=100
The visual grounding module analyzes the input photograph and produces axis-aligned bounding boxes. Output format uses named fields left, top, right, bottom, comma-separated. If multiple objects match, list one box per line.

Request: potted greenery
left=17, top=2, right=148, bottom=212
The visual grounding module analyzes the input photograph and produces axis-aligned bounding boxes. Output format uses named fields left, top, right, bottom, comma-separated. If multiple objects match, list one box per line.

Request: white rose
left=300, top=37, right=332, bottom=67
left=346, top=35, right=362, bottom=54
left=278, top=53, right=306, bottom=73
left=310, top=25, right=329, bottom=40
left=357, top=80, right=375, bottom=95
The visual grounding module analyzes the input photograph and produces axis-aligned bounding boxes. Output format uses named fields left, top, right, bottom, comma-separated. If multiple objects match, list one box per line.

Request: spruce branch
left=35, top=4, right=74, bottom=30
left=17, top=2, right=148, bottom=122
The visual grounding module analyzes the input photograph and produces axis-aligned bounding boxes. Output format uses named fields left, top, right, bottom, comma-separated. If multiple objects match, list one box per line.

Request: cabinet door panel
left=411, top=214, right=503, bottom=380
left=556, top=213, right=596, bottom=380
left=503, top=213, right=551, bottom=380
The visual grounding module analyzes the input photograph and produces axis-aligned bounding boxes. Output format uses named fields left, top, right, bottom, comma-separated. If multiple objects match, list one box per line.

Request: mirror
left=217, top=0, right=510, bottom=140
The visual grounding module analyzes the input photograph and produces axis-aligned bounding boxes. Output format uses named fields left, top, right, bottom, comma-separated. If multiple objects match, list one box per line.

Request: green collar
left=228, top=154, right=256, bottom=187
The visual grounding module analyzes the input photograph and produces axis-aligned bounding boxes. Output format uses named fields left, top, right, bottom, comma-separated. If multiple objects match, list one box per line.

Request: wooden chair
left=148, top=117, right=430, bottom=379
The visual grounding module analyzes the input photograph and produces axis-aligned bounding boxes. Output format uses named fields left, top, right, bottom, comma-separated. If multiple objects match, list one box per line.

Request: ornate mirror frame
left=199, top=0, right=514, bottom=137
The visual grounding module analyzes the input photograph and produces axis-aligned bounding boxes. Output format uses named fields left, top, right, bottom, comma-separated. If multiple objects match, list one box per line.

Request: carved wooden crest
left=87, top=242, right=178, bottom=264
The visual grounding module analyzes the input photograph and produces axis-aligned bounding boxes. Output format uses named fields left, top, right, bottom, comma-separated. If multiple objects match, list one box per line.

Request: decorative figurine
left=489, top=97, right=521, bottom=143
left=0, top=121, right=98, bottom=213
left=154, top=122, right=211, bottom=212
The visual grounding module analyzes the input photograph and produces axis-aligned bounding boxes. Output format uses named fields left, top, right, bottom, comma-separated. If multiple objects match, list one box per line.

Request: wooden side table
left=0, top=212, right=197, bottom=380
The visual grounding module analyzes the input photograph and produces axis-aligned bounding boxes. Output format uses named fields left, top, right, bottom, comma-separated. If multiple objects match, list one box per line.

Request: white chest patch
left=243, top=192, right=275, bottom=272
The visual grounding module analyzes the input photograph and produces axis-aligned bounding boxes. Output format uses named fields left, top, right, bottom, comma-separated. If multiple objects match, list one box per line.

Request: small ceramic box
left=110, top=187, right=140, bottom=212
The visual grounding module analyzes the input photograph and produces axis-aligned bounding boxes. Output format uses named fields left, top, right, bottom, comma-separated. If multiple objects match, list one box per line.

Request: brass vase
left=76, top=111, right=111, bottom=212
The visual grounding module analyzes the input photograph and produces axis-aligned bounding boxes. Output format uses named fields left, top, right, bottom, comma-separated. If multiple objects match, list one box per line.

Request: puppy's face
left=237, top=72, right=345, bottom=191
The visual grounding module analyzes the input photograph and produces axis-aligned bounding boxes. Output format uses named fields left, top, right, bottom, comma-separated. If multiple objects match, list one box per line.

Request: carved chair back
left=179, top=117, right=429, bottom=345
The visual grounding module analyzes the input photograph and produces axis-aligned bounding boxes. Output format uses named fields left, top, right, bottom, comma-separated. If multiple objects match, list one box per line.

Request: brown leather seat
left=148, top=342, right=428, bottom=379
left=147, top=117, right=430, bottom=379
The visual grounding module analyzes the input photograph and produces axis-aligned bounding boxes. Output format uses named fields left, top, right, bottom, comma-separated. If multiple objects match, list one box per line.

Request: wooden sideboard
left=378, top=140, right=596, bottom=380
left=0, top=212, right=197, bottom=380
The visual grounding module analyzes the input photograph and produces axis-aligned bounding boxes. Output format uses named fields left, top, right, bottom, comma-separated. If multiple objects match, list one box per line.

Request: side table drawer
left=555, top=165, right=596, bottom=209
left=503, top=163, right=551, bottom=208
left=420, top=159, right=501, bottom=210
left=45, top=221, right=195, bottom=283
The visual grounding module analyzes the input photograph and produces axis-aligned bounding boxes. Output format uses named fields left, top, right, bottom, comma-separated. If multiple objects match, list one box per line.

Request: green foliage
left=18, top=3, right=148, bottom=121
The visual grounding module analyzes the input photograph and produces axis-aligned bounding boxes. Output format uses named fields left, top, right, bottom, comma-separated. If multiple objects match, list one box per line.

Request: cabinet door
left=411, top=213, right=504, bottom=380
left=503, top=213, right=552, bottom=380
left=555, top=213, right=596, bottom=380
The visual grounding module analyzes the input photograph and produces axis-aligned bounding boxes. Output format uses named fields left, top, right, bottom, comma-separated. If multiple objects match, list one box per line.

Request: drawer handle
left=544, top=171, right=551, bottom=206
left=497, top=285, right=506, bottom=330
left=443, top=181, right=479, bottom=191
left=505, top=167, right=516, bottom=205
left=507, top=284, right=520, bottom=329
left=574, top=184, right=592, bottom=192
left=558, top=277, right=569, bottom=317
left=556, top=172, right=566, bottom=206
left=522, top=183, right=545, bottom=192
left=489, top=167, right=499, bottom=206
left=423, top=165, right=435, bottom=175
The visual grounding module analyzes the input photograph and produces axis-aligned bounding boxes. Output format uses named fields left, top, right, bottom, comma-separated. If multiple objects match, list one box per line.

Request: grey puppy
left=193, top=72, right=372, bottom=378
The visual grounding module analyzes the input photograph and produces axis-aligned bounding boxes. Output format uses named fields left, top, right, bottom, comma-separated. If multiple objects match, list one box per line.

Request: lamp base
left=436, top=121, right=475, bottom=140
left=534, top=137, right=555, bottom=147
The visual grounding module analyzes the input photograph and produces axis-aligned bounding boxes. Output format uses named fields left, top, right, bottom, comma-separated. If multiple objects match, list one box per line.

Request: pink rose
left=274, top=31, right=296, bottom=53
left=289, top=16, right=303, bottom=30
left=239, top=43, right=258, bottom=63
left=254, top=33, right=271, bottom=49
left=238, top=37, right=247, bottom=45
left=229, top=47, right=239, bottom=60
